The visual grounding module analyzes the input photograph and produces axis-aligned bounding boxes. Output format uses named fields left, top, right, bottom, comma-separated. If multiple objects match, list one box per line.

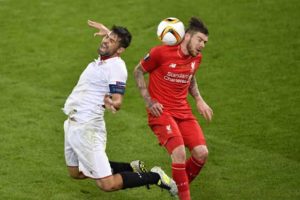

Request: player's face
left=98, top=32, right=122, bottom=57
left=187, top=32, right=208, bottom=57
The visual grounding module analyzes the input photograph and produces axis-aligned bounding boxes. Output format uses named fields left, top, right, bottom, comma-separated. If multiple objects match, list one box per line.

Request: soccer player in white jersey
left=63, top=20, right=178, bottom=196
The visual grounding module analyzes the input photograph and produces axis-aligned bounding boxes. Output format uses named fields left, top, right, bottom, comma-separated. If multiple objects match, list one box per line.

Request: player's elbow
left=133, top=64, right=140, bottom=72
left=133, top=66, right=139, bottom=78
left=133, top=64, right=145, bottom=77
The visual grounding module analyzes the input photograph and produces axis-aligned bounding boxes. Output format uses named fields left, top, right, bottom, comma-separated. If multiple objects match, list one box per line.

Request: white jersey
left=63, top=56, right=127, bottom=123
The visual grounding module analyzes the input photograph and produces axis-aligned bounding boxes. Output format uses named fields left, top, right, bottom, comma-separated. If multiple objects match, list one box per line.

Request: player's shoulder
left=107, top=56, right=125, bottom=66
left=150, top=44, right=178, bottom=57
left=116, top=57, right=128, bottom=73
left=116, top=57, right=127, bottom=70
left=107, top=57, right=127, bottom=74
left=152, top=44, right=177, bottom=51
left=115, top=56, right=126, bottom=66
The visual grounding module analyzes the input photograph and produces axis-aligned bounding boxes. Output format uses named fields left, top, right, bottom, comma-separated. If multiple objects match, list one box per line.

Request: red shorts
left=149, top=112, right=206, bottom=154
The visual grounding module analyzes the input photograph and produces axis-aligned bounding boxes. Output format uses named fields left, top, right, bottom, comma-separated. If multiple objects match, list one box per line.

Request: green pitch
left=0, top=0, right=299, bottom=199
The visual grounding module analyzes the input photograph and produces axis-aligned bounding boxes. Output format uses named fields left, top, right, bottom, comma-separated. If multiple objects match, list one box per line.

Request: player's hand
left=104, top=94, right=117, bottom=113
left=148, top=100, right=164, bottom=117
left=87, top=20, right=110, bottom=37
left=196, top=100, right=213, bottom=122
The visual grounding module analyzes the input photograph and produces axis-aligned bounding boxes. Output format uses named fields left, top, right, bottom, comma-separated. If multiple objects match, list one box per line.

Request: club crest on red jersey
left=190, top=61, right=196, bottom=73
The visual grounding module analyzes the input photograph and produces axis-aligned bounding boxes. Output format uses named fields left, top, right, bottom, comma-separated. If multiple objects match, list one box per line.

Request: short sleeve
left=140, top=47, right=161, bottom=72
left=108, top=61, right=128, bottom=94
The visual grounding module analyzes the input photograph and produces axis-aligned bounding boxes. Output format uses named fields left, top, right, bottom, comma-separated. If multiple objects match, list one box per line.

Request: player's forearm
left=189, top=76, right=204, bottom=103
left=134, top=64, right=153, bottom=107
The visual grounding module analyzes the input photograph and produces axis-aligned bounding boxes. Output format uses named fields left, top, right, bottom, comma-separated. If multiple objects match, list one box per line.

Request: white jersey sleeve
left=108, top=59, right=128, bottom=94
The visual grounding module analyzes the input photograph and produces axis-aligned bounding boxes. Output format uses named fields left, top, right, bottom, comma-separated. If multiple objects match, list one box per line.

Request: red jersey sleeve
left=140, top=47, right=161, bottom=72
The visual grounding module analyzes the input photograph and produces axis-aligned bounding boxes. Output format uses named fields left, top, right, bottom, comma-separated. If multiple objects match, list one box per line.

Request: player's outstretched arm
left=87, top=20, right=110, bottom=37
left=134, top=64, right=163, bottom=117
left=189, top=76, right=213, bottom=122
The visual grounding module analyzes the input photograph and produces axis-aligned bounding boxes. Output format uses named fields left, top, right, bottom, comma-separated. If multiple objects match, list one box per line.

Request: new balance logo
left=169, top=63, right=177, bottom=68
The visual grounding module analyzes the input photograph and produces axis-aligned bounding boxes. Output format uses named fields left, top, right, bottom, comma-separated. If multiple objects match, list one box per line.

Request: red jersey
left=140, top=44, right=202, bottom=119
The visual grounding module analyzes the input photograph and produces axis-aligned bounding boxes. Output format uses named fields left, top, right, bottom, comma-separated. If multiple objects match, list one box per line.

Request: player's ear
left=117, top=47, right=125, bottom=54
left=184, top=32, right=191, bottom=41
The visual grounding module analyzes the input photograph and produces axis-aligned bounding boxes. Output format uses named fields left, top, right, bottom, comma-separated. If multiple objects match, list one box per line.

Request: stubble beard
left=98, top=45, right=119, bottom=57
left=187, top=40, right=198, bottom=57
left=98, top=48, right=110, bottom=57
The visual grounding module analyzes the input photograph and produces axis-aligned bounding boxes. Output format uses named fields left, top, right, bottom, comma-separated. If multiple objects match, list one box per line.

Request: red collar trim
left=100, top=55, right=112, bottom=61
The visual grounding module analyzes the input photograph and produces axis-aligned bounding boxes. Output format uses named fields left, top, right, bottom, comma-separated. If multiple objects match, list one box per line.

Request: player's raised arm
left=134, top=63, right=163, bottom=117
left=87, top=20, right=110, bottom=37
left=189, top=75, right=213, bottom=122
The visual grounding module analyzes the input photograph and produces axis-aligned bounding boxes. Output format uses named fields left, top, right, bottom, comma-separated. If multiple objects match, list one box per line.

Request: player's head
left=183, top=17, right=209, bottom=57
left=98, top=25, right=132, bottom=57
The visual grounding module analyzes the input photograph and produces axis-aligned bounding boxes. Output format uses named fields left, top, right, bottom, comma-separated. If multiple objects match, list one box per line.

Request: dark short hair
left=111, top=25, right=132, bottom=48
left=186, top=17, right=209, bottom=36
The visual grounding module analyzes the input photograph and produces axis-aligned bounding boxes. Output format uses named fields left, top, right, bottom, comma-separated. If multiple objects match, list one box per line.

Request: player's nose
left=200, top=41, right=205, bottom=48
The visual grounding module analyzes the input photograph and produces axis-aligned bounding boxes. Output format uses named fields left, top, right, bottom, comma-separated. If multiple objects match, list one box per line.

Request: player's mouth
left=100, top=44, right=108, bottom=51
left=98, top=44, right=109, bottom=56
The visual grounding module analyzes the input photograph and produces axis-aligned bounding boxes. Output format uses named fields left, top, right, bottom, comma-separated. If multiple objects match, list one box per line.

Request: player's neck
left=100, top=54, right=119, bottom=61
left=179, top=43, right=190, bottom=57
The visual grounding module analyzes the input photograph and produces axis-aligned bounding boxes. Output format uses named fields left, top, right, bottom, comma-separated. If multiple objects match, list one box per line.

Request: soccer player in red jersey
left=134, top=17, right=213, bottom=200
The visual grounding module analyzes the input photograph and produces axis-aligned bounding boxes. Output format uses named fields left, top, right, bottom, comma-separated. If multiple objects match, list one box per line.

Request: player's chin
left=196, top=49, right=202, bottom=56
left=191, top=51, right=199, bottom=57
left=98, top=45, right=108, bottom=53
left=97, top=48, right=103, bottom=55
left=99, top=50, right=109, bottom=57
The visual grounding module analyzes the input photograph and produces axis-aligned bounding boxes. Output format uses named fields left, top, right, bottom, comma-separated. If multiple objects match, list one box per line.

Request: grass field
left=0, top=0, right=299, bottom=199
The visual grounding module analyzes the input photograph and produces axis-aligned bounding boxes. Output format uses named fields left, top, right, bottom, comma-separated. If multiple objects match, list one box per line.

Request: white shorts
left=64, top=117, right=112, bottom=179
